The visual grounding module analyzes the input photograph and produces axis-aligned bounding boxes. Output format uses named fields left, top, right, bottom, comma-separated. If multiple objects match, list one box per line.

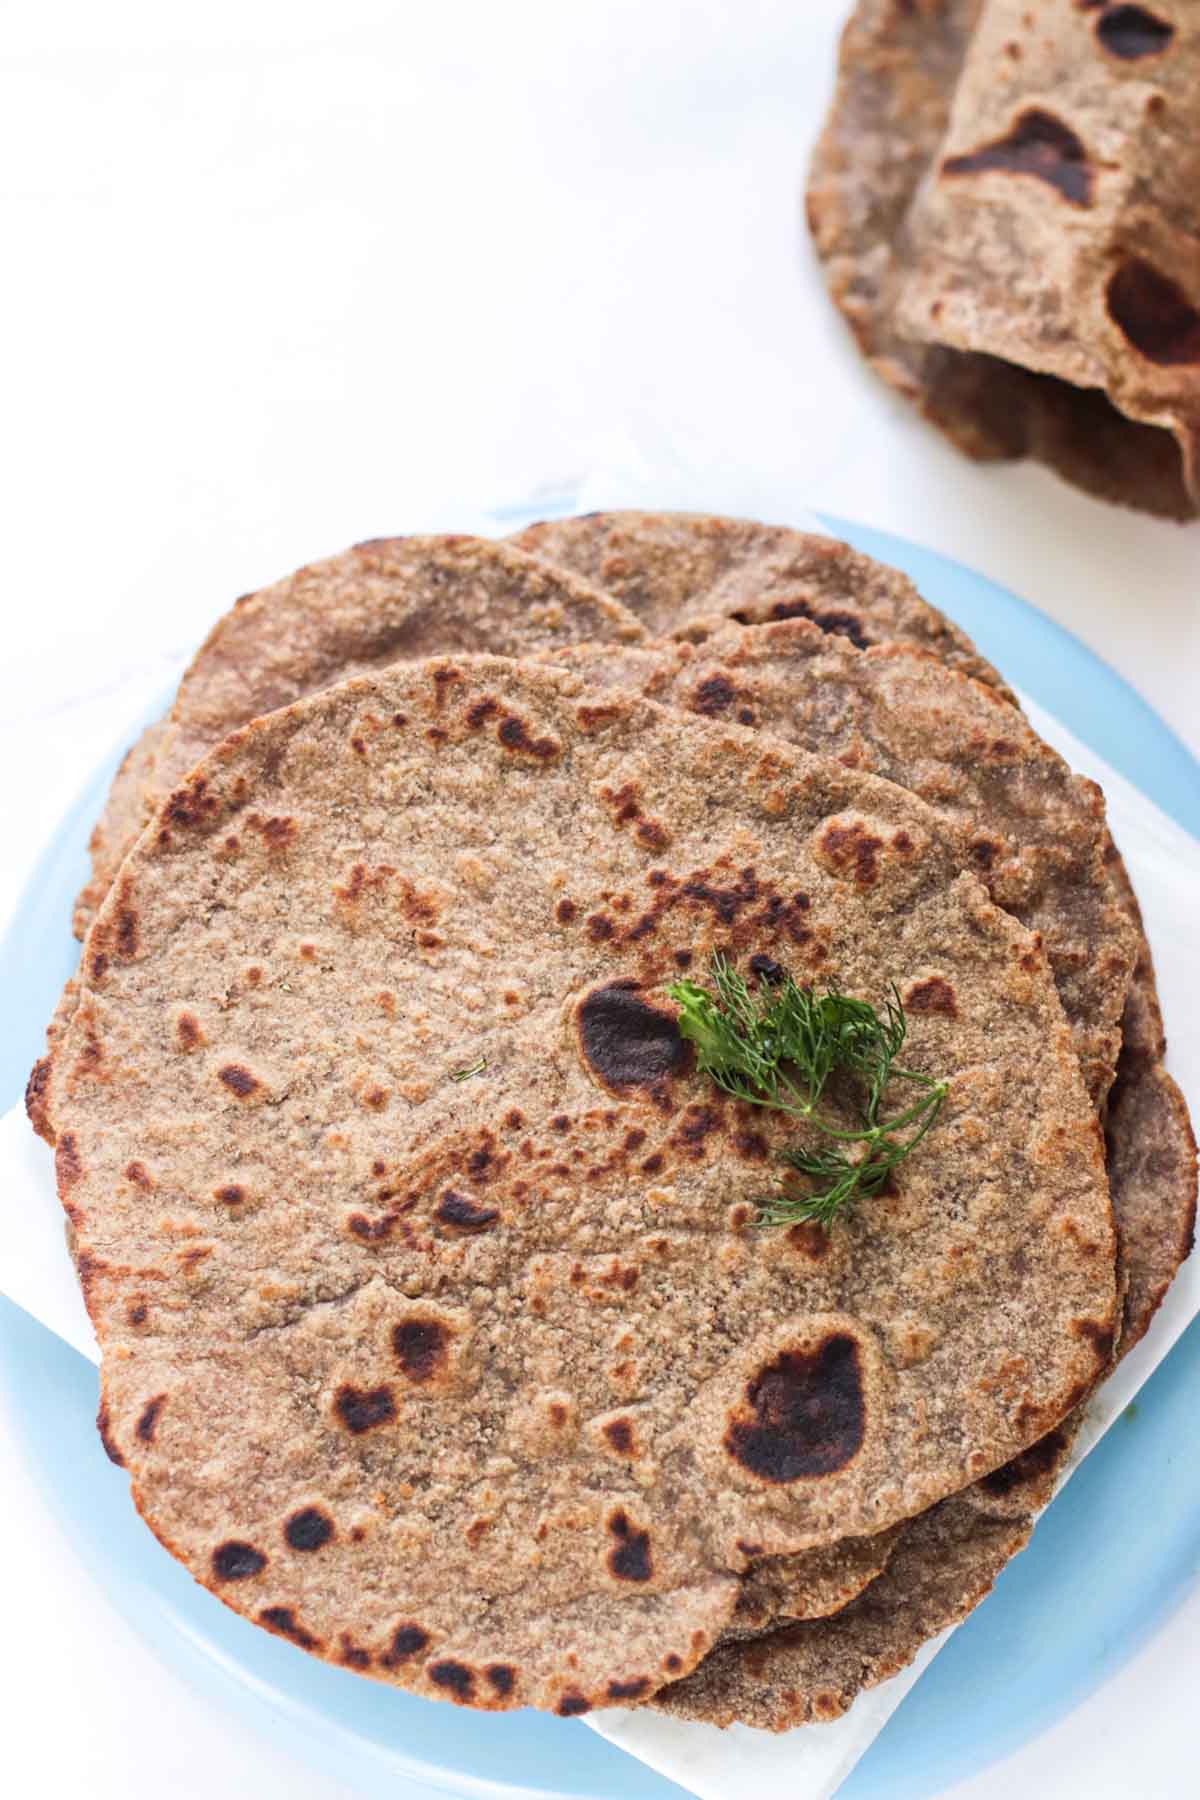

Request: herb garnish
left=449, top=1055, right=488, bottom=1082
left=666, top=956, right=947, bottom=1229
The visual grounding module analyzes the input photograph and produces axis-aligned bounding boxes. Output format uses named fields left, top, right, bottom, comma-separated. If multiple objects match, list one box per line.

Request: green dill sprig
left=666, top=956, right=947, bottom=1230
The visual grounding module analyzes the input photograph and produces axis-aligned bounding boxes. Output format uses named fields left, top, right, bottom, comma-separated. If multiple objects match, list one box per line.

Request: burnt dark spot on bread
left=333, top=1384, right=396, bottom=1434
left=259, top=1606, right=322, bottom=1650
left=428, top=1659, right=476, bottom=1701
left=749, top=952, right=786, bottom=987
left=905, top=975, right=958, bottom=1017
left=943, top=109, right=1093, bottom=207
left=485, top=1663, right=516, bottom=1697
left=577, top=981, right=686, bottom=1089
left=434, top=1189, right=500, bottom=1232
left=725, top=1336, right=866, bottom=1482
left=339, top=1638, right=372, bottom=1669
left=607, top=1509, right=653, bottom=1581
left=607, top=1675, right=652, bottom=1700
left=218, top=1063, right=260, bottom=1099
left=692, top=674, right=737, bottom=715
left=380, top=1623, right=430, bottom=1667
left=56, top=1132, right=83, bottom=1191
left=135, top=1394, right=166, bottom=1444
left=817, top=818, right=885, bottom=887
left=1096, top=4, right=1174, bottom=58
left=497, top=714, right=559, bottom=759
left=1106, top=258, right=1200, bottom=366
left=1072, top=1316, right=1115, bottom=1362
left=212, top=1540, right=267, bottom=1581
left=603, top=1418, right=636, bottom=1455
left=556, top=1690, right=592, bottom=1716
left=392, top=1317, right=451, bottom=1382
left=285, top=1507, right=334, bottom=1552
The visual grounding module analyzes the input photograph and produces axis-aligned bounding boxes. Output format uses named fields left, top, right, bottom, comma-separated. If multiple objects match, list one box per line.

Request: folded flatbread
left=807, top=0, right=1200, bottom=517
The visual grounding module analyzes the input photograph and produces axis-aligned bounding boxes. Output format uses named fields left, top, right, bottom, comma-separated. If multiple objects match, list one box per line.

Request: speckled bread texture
left=807, top=0, right=1200, bottom=518
left=43, top=658, right=1116, bottom=1715
left=543, top=622, right=1136, bottom=1113
left=68, top=535, right=646, bottom=940
left=649, top=1417, right=1074, bottom=1729
left=510, top=512, right=1014, bottom=695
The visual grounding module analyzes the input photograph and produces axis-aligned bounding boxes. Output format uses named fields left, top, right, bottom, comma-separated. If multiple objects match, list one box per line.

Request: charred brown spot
left=432, top=666, right=463, bottom=706
left=339, top=1639, right=372, bottom=1670
left=425, top=726, right=448, bottom=745
left=681, top=865, right=760, bottom=925
left=578, top=981, right=686, bottom=1089
left=1073, top=1316, right=1115, bottom=1361
left=380, top=1624, right=430, bottom=1667
left=333, top=1384, right=396, bottom=1435
left=127, top=1303, right=148, bottom=1327
left=257, top=814, right=297, bottom=849
left=361, top=1085, right=389, bottom=1112
left=347, top=1211, right=400, bottom=1242
left=905, top=975, right=958, bottom=1018
left=135, top=1394, right=166, bottom=1444
left=176, top=1012, right=203, bottom=1052
left=1097, top=4, right=1173, bottom=57
left=634, top=817, right=671, bottom=851
left=734, top=1131, right=769, bottom=1162
left=787, top=1222, right=829, bottom=1259
left=1107, top=258, right=1200, bottom=366
left=212, top=1540, right=267, bottom=1582
left=607, top=1509, right=653, bottom=1582
left=672, top=948, right=692, bottom=968
left=603, top=1418, right=636, bottom=1455
left=392, top=1317, right=451, bottom=1382
left=466, top=696, right=500, bottom=729
left=215, top=1184, right=245, bottom=1206
left=218, top=1064, right=260, bottom=1099
left=944, top=108, right=1093, bottom=205
left=556, top=897, right=578, bottom=924
left=981, top=1428, right=1069, bottom=1497
left=756, top=596, right=869, bottom=650
left=485, top=1663, right=516, bottom=1697
left=818, top=819, right=884, bottom=887
left=96, top=1401, right=125, bottom=1467
left=749, top=953, right=786, bottom=987
left=259, top=1606, right=321, bottom=1650
left=969, top=838, right=1001, bottom=872
left=664, top=1653, right=683, bottom=1673
left=692, top=673, right=737, bottom=715
left=90, top=950, right=109, bottom=981
left=505, top=1109, right=524, bottom=1129
left=607, top=1676, right=651, bottom=1701
left=285, top=1507, right=334, bottom=1552
left=428, top=1659, right=476, bottom=1701
left=115, top=907, right=138, bottom=959
left=56, top=1131, right=82, bottom=1191
left=497, top=714, right=559, bottom=759
left=556, top=1691, right=592, bottom=1716
left=123, top=1161, right=151, bottom=1190
left=434, top=1189, right=500, bottom=1232
left=642, top=1151, right=665, bottom=1175
left=725, top=1336, right=866, bottom=1482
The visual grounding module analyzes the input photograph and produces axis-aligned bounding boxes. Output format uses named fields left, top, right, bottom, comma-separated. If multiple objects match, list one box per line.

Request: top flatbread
left=807, top=0, right=1200, bottom=517
left=44, top=657, right=1115, bottom=1714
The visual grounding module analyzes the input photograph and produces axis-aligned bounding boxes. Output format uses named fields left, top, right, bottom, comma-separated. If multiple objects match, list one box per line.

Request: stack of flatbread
left=807, top=0, right=1200, bottom=518
left=28, top=515, right=1195, bottom=1730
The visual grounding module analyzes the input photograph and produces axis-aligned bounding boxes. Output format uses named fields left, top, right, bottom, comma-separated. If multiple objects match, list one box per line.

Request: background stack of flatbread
left=807, top=0, right=1200, bottom=519
left=28, top=515, right=1195, bottom=1729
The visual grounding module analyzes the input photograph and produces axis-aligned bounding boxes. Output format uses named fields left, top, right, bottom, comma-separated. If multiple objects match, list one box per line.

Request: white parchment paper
left=0, top=694, right=1196, bottom=1800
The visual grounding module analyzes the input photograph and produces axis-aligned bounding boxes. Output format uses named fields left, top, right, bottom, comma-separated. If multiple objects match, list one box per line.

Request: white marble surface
left=0, top=3, right=1196, bottom=1798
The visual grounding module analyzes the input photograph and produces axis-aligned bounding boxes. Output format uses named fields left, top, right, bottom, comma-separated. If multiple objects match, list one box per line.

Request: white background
left=0, top=3, right=1196, bottom=1797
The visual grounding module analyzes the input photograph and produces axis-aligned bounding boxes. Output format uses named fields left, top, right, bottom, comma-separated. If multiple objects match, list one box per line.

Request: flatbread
left=543, top=623, right=1136, bottom=1110
left=807, top=0, right=1200, bottom=518
left=511, top=512, right=1015, bottom=695
left=650, top=1420, right=1073, bottom=1729
left=43, top=657, right=1115, bottom=1713
left=69, top=535, right=647, bottom=940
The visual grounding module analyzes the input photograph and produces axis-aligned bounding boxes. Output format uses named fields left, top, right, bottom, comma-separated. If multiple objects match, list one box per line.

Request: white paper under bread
left=0, top=699, right=1196, bottom=1800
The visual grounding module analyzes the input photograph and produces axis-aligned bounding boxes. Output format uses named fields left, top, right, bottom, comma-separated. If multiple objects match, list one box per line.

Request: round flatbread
left=45, top=658, right=1115, bottom=1714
